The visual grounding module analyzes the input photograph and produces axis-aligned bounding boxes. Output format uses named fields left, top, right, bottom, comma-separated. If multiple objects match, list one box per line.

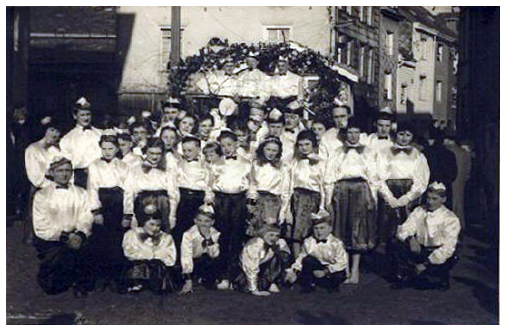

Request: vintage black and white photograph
left=5, top=4, right=499, bottom=325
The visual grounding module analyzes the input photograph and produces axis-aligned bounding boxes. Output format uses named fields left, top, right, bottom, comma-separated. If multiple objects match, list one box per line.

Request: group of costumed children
left=27, top=95, right=461, bottom=298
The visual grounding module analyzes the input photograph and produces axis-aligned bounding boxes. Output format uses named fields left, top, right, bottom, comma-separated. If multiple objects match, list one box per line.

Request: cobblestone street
left=6, top=219, right=498, bottom=325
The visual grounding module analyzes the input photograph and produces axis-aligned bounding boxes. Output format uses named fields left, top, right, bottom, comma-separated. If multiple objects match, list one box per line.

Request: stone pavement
left=6, top=220, right=498, bottom=324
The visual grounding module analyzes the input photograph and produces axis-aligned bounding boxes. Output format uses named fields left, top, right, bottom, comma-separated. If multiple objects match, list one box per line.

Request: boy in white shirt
left=235, top=224, right=291, bottom=296
left=180, top=204, right=221, bottom=294
left=391, top=182, right=460, bottom=291
left=285, top=212, right=348, bottom=293
left=32, top=157, right=95, bottom=298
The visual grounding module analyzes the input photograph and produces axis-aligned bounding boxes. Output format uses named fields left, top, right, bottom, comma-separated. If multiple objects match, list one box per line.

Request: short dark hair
left=203, top=142, right=223, bottom=156
left=332, top=105, right=352, bottom=115
left=99, top=134, right=119, bottom=148
left=199, top=114, right=215, bottom=127
left=117, top=132, right=133, bottom=142
left=181, top=135, right=201, bottom=148
left=144, top=137, right=166, bottom=154
left=296, top=129, right=318, bottom=148
left=218, top=130, right=238, bottom=142
left=346, top=117, right=363, bottom=131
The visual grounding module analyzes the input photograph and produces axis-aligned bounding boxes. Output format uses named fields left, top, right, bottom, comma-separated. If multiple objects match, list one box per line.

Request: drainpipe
left=170, top=6, right=181, bottom=71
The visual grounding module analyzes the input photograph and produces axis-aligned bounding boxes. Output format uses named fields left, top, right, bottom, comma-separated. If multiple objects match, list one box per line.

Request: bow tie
left=285, top=128, right=296, bottom=134
left=264, top=243, right=277, bottom=252
left=101, top=157, right=114, bottom=163
left=55, top=184, right=69, bottom=190
left=315, top=238, right=328, bottom=244
left=202, top=238, right=214, bottom=248
left=186, top=158, right=200, bottom=163
left=139, top=232, right=161, bottom=245
left=141, top=162, right=157, bottom=173
left=344, top=145, right=365, bottom=154
left=225, top=155, right=237, bottom=160
left=391, top=146, right=413, bottom=155
left=82, top=125, right=93, bottom=131
left=377, top=136, right=389, bottom=140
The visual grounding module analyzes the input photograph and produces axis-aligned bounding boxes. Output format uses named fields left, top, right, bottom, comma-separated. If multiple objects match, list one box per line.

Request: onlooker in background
left=423, top=128, right=457, bottom=207
left=444, top=137, right=473, bottom=230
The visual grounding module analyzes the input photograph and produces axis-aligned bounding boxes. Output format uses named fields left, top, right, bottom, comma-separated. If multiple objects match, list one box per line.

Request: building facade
left=116, top=6, right=332, bottom=113
left=332, top=6, right=380, bottom=127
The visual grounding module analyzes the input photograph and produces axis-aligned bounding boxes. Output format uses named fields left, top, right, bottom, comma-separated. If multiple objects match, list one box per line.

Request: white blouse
left=121, top=152, right=143, bottom=169
left=176, top=158, right=212, bottom=194
left=25, top=141, right=64, bottom=188
left=290, top=234, right=348, bottom=274
left=123, top=163, right=179, bottom=227
left=397, top=205, right=461, bottom=265
left=377, top=145, right=430, bottom=203
left=32, top=182, right=93, bottom=242
left=180, top=225, right=221, bottom=275
left=87, top=158, right=129, bottom=211
left=59, top=124, right=102, bottom=169
left=240, top=237, right=290, bottom=292
left=324, top=145, right=378, bottom=205
left=250, top=161, right=291, bottom=217
left=122, top=227, right=176, bottom=267
left=289, top=158, right=326, bottom=211
left=210, top=156, right=252, bottom=194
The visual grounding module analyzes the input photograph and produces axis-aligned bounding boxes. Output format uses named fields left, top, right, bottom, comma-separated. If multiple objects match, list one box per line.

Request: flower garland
left=169, top=38, right=356, bottom=112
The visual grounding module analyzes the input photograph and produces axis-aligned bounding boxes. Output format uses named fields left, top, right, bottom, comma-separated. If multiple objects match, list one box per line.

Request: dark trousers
left=90, top=187, right=126, bottom=285
left=34, top=237, right=96, bottom=295
left=190, top=255, right=220, bottom=289
left=214, top=191, right=247, bottom=280
left=392, top=239, right=458, bottom=286
left=73, top=168, right=88, bottom=189
left=174, top=188, right=205, bottom=245
left=299, top=256, right=346, bottom=292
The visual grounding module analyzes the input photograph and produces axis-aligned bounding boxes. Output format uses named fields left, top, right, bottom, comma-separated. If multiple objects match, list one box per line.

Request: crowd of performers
left=13, top=93, right=465, bottom=298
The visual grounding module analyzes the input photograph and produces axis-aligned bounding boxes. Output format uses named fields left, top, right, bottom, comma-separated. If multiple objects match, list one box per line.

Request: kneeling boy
left=180, top=204, right=221, bottom=294
left=235, top=223, right=292, bottom=296
left=391, top=182, right=461, bottom=291
left=285, top=212, right=348, bottom=293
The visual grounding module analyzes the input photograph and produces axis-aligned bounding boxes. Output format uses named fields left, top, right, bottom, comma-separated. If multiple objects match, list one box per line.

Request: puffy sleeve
left=86, top=162, right=102, bottom=212
left=25, top=147, right=44, bottom=188
left=180, top=232, right=194, bottom=275
left=376, top=152, right=397, bottom=205
left=396, top=207, right=424, bottom=242
left=123, top=171, right=135, bottom=216
left=32, top=190, right=60, bottom=241
left=154, top=233, right=177, bottom=267
left=165, top=171, right=180, bottom=229
left=429, top=213, right=461, bottom=265
left=327, top=239, right=348, bottom=273
left=206, top=230, right=221, bottom=259
left=404, top=152, right=430, bottom=202
left=324, top=154, right=339, bottom=208
left=122, top=230, right=149, bottom=261
left=280, top=165, right=292, bottom=222
left=76, top=189, right=94, bottom=236
left=240, top=240, right=262, bottom=292
left=291, top=239, right=310, bottom=272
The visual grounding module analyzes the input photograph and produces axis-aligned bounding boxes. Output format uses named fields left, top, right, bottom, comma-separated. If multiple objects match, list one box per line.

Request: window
left=437, top=43, right=444, bottom=62
left=264, top=26, right=291, bottom=43
left=400, top=83, right=408, bottom=104
left=346, top=6, right=353, bottom=15
left=160, top=26, right=172, bottom=72
left=346, top=41, right=352, bottom=67
left=384, top=72, right=393, bottom=100
left=436, top=81, right=443, bottom=101
left=367, top=7, right=373, bottom=25
left=386, top=31, right=394, bottom=56
left=359, top=7, right=365, bottom=22
left=367, top=49, right=374, bottom=84
left=359, top=46, right=365, bottom=77
left=419, top=75, right=427, bottom=100
left=420, top=36, right=428, bottom=60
